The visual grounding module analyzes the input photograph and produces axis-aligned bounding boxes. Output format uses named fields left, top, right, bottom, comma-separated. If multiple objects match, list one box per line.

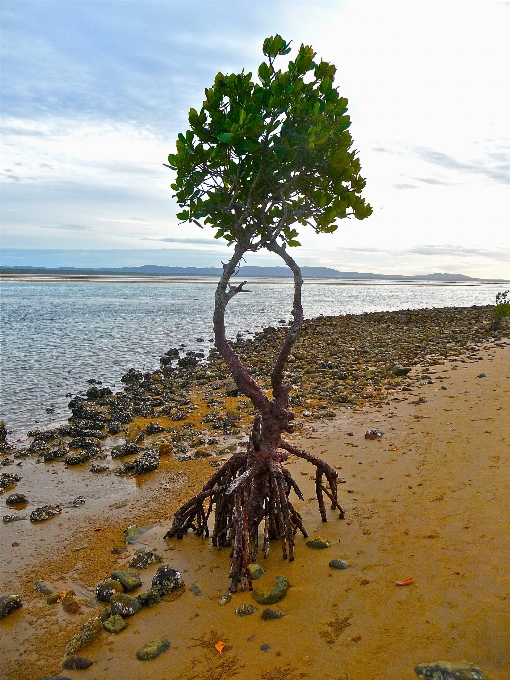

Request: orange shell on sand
left=395, top=577, right=414, bottom=586
left=215, top=640, right=225, bottom=654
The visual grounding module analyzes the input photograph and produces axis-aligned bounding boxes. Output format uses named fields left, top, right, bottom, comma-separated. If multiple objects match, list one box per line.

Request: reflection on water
left=0, top=277, right=501, bottom=436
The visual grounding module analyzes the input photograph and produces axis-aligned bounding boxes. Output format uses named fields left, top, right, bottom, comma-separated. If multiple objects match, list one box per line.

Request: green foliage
left=168, top=35, right=372, bottom=250
left=494, top=290, right=510, bottom=322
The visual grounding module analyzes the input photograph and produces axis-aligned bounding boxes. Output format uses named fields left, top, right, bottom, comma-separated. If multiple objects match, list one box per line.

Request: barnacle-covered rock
left=65, top=616, right=103, bottom=655
left=6, top=493, right=28, bottom=505
left=136, top=637, right=170, bottom=660
left=261, top=608, right=285, bottom=620
left=414, top=662, right=489, bottom=680
left=128, top=548, right=163, bottom=570
left=150, top=566, right=185, bottom=600
left=111, top=570, right=142, bottom=592
left=103, top=614, right=127, bottom=633
left=95, top=578, right=123, bottom=602
left=0, top=594, right=22, bottom=619
left=235, top=604, right=258, bottom=616
left=0, top=472, right=21, bottom=491
left=30, top=504, right=62, bottom=522
left=110, top=593, right=142, bottom=617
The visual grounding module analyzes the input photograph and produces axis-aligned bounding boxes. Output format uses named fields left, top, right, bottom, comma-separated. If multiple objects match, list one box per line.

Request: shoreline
left=1, top=307, right=509, bottom=679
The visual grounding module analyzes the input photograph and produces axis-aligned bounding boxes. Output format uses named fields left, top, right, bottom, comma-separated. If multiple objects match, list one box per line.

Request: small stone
left=306, top=537, right=330, bottom=549
left=128, top=548, right=163, bottom=570
left=111, top=570, right=142, bottom=592
left=65, top=616, right=103, bottom=655
left=391, top=364, right=411, bottom=376
left=252, top=576, right=290, bottom=605
left=476, top=373, right=486, bottom=379
left=34, top=580, right=53, bottom=595
left=103, top=614, right=127, bottom=633
left=38, top=676, right=72, bottom=680
left=0, top=594, right=22, bottom=619
left=414, top=661, right=489, bottom=680
left=261, top=608, right=285, bottom=620
left=62, top=656, right=93, bottom=670
left=30, top=504, right=62, bottom=522
left=124, top=525, right=154, bottom=544
left=235, top=604, right=258, bottom=616
left=62, top=590, right=81, bottom=614
left=248, top=563, right=265, bottom=580
left=6, top=493, right=28, bottom=505
left=110, top=593, right=142, bottom=617
left=136, top=637, right=170, bottom=661
left=329, top=559, right=349, bottom=570
left=218, top=593, right=232, bottom=606
left=150, top=566, right=185, bottom=600
left=95, top=578, right=123, bottom=602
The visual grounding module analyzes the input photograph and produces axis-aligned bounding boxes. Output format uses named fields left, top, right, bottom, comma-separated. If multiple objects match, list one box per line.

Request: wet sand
left=1, top=343, right=509, bottom=680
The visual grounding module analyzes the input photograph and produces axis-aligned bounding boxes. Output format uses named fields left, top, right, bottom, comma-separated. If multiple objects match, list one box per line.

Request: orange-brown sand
left=1, top=344, right=509, bottom=680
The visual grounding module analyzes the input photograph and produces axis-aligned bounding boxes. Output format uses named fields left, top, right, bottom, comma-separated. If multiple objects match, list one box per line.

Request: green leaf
left=176, top=210, right=189, bottom=221
left=217, top=133, right=232, bottom=144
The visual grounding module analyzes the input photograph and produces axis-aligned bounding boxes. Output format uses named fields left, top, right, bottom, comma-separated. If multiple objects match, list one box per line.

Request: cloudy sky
left=1, top=0, right=509, bottom=277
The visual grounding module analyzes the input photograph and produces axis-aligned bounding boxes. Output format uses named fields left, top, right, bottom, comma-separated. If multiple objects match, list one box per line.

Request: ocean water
left=0, top=277, right=503, bottom=438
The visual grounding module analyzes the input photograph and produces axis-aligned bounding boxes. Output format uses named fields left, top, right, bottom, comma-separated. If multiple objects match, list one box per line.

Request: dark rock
left=476, top=373, right=486, bottom=379
left=71, top=496, right=86, bottom=507
left=0, top=421, right=7, bottom=442
left=146, top=422, right=165, bottom=435
left=261, top=608, right=285, bottom=620
left=0, top=594, right=22, bottom=619
left=110, top=593, right=142, bottom=617
left=414, top=662, right=489, bottom=680
left=0, top=472, right=21, bottom=491
left=69, top=437, right=101, bottom=450
left=62, top=655, right=93, bottom=670
left=111, top=443, right=140, bottom=459
left=329, top=559, right=349, bottom=570
left=391, top=364, right=412, bottom=376
left=30, top=505, right=62, bottom=522
left=235, top=604, right=258, bottom=616
left=252, top=576, right=290, bottom=605
left=3, top=514, right=24, bottom=523
left=150, top=566, right=185, bottom=598
left=108, top=420, right=122, bottom=435
left=121, top=368, right=144, bottom=384
left=43, top=446, right=69, bottom=462
left=86, top=386, right=112, bottom=400
left=90, top=463, right=109, bottom=473
left=64, top=450, right=94, bottom=465
left=38, top=676, right=71, bottom=680
left=103, top=614, right=127, bottom=633
left=111, top=570, right=142, bottom=592
left=95, top=578, right=124, bottom=602
left=136, top=637, right=170, bottom=661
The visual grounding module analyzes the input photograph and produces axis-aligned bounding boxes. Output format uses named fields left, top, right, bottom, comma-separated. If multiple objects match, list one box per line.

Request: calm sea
left=0, top=277, right=503, bottom=438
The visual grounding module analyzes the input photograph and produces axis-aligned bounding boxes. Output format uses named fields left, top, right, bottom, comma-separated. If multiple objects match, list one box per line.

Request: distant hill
left=0, top=264, right=499, bottom=281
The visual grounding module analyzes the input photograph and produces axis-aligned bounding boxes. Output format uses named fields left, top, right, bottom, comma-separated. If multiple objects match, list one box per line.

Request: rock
left=3, top=514, right=24, bottom=523
left=248, top=563, right=265, bottom=580
left=0, top=594, right=22, bottom=619
left=128, top=548, right=162, bottom=569
left=329, top=559, right=349, bottom=570
left=126, top=423, right=145, bottom=444
left=136, top=637, right=170, bottom=661
left=414, top=662, right=489, bottom=680
left=111, top=570, right=142, bottom=592
left=217, top=593, right=232, bottom=606
left=146, top=422, right=165, bottom=435
left=62, top=655, right=93, bottom=670
left=124, top=525, right=155, bottom=544
left=0, top=472, right=21, bottom=491
left=0, top=421, right=7, bottom=442
left=365, top=429, right=383, bottom=440
left=95, top=578, right=124, bottom=602
left=235, top=604, right=258, bottom=616
left=103, top=614, right=127, bottom=633
left=34, top=580, right=53, bottom=595
left=65, top=616, right=103, bottom=655
left=38, top=676, right=71, bottom=680
left=306, top=536, right=330, bottom=549
left=6, top=493, right=28, bottom=505
left=159, top=442, right=173, bottom=455
left=261, top=608, right=285, bottom=620
left=90, top=463, right=109, bottom=473
left=30, top=505, right=62, bottom=522
left=391, top=364, right=412, bottom=376
left=110, top=593, right=142, bottom=617
left=64, top=451, right=94, bottom=466
left=108, top=421, right=122, bottom=435
left=476, top=373, right=486, bottom=379
left=252, top=576, right=290, bottom=605
left=150, top=566, right=185, bottom=600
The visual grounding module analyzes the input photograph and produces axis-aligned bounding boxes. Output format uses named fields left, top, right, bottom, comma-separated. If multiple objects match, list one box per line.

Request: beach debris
left=62, top=656, right=93, bottom=670
left=136, top=637, right=170, bottom=661
left=395, top=577, right=414, bottom=586
left=414, top=661, right=489, bottom=679
left=30, top=504, right=62, bottom=522
left=103, top=614, right=127, bottom=633
left=93, top=526, right=104, bottom=531
left=306, top=536, right=330, bottom=549
left=252, top=576, right=290, bottom=605
left=235, top=604, right=258, bottom=616
left=329, top=559, right=349, bottom=570
left=218, top=593, right=232, bottom=606
left=261, top=608, right=285, bottom=620
left=365, top=429, right=383, bottom=440
left=65, top=615, right=103, bottom=655
left=62, top=590, right=81, bottom=614
left=0, top=594, right=23, bottom=619
left=214, top=640, right=226, bottom=654
left=110, top=593, right=142, bottom=617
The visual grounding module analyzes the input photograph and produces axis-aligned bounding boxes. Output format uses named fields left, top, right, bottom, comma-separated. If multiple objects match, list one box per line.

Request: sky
left=1, top=0, right=509, bottom=278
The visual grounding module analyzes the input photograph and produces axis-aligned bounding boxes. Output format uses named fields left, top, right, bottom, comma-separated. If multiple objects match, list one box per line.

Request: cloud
left=150, top=236, right=228, bottom=246
left=393, top=183, right=418, bottom=190
left=57, top=223, right=90, bottom=231
left=410, top=244, right=510, bottom=260
left=414, top=177, right=452, bottom=186
left=414, top=146, right=510, bottom=185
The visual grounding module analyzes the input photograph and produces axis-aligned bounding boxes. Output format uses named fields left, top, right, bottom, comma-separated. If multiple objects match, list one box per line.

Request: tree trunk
left=165, top=242, right=344, bottom=592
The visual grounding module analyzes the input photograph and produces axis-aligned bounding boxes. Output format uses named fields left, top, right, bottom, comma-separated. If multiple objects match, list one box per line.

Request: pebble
left=261, top=608, right=285, bottom=620
left=34, top=580, right=53, bottom=595
left=136, top=637, right=170, bottom=661
left=329, top=559, right=350, bottom=570
left=414, top=662, right=489, bottom=680
left=128, top=548, right=163, bottom=570
left=62, top=656, right=93, bottom=670
left=110, top=593, right=142, bottom=617
left=103, top=614, right=127, bottom=633
left=38, top=676, right=71, bottom=680
left=235, top=604, right=258, bottom=616
left=306, top=537, right=330, bottom=549
left=30, top=505, right=62, bottom=522
left=6, top=493, right=28, bottom=505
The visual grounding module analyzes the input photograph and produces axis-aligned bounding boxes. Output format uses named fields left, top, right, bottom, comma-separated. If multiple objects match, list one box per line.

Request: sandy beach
left=1, top=319, right=509, bottom=680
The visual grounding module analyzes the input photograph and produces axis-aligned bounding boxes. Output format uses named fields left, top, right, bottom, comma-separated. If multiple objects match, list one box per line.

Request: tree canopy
left=167, top=34, right=372, bottom=252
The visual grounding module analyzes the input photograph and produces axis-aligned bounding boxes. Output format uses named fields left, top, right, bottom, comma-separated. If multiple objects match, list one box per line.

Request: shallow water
left=0, top=277, right=503, bottom=437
